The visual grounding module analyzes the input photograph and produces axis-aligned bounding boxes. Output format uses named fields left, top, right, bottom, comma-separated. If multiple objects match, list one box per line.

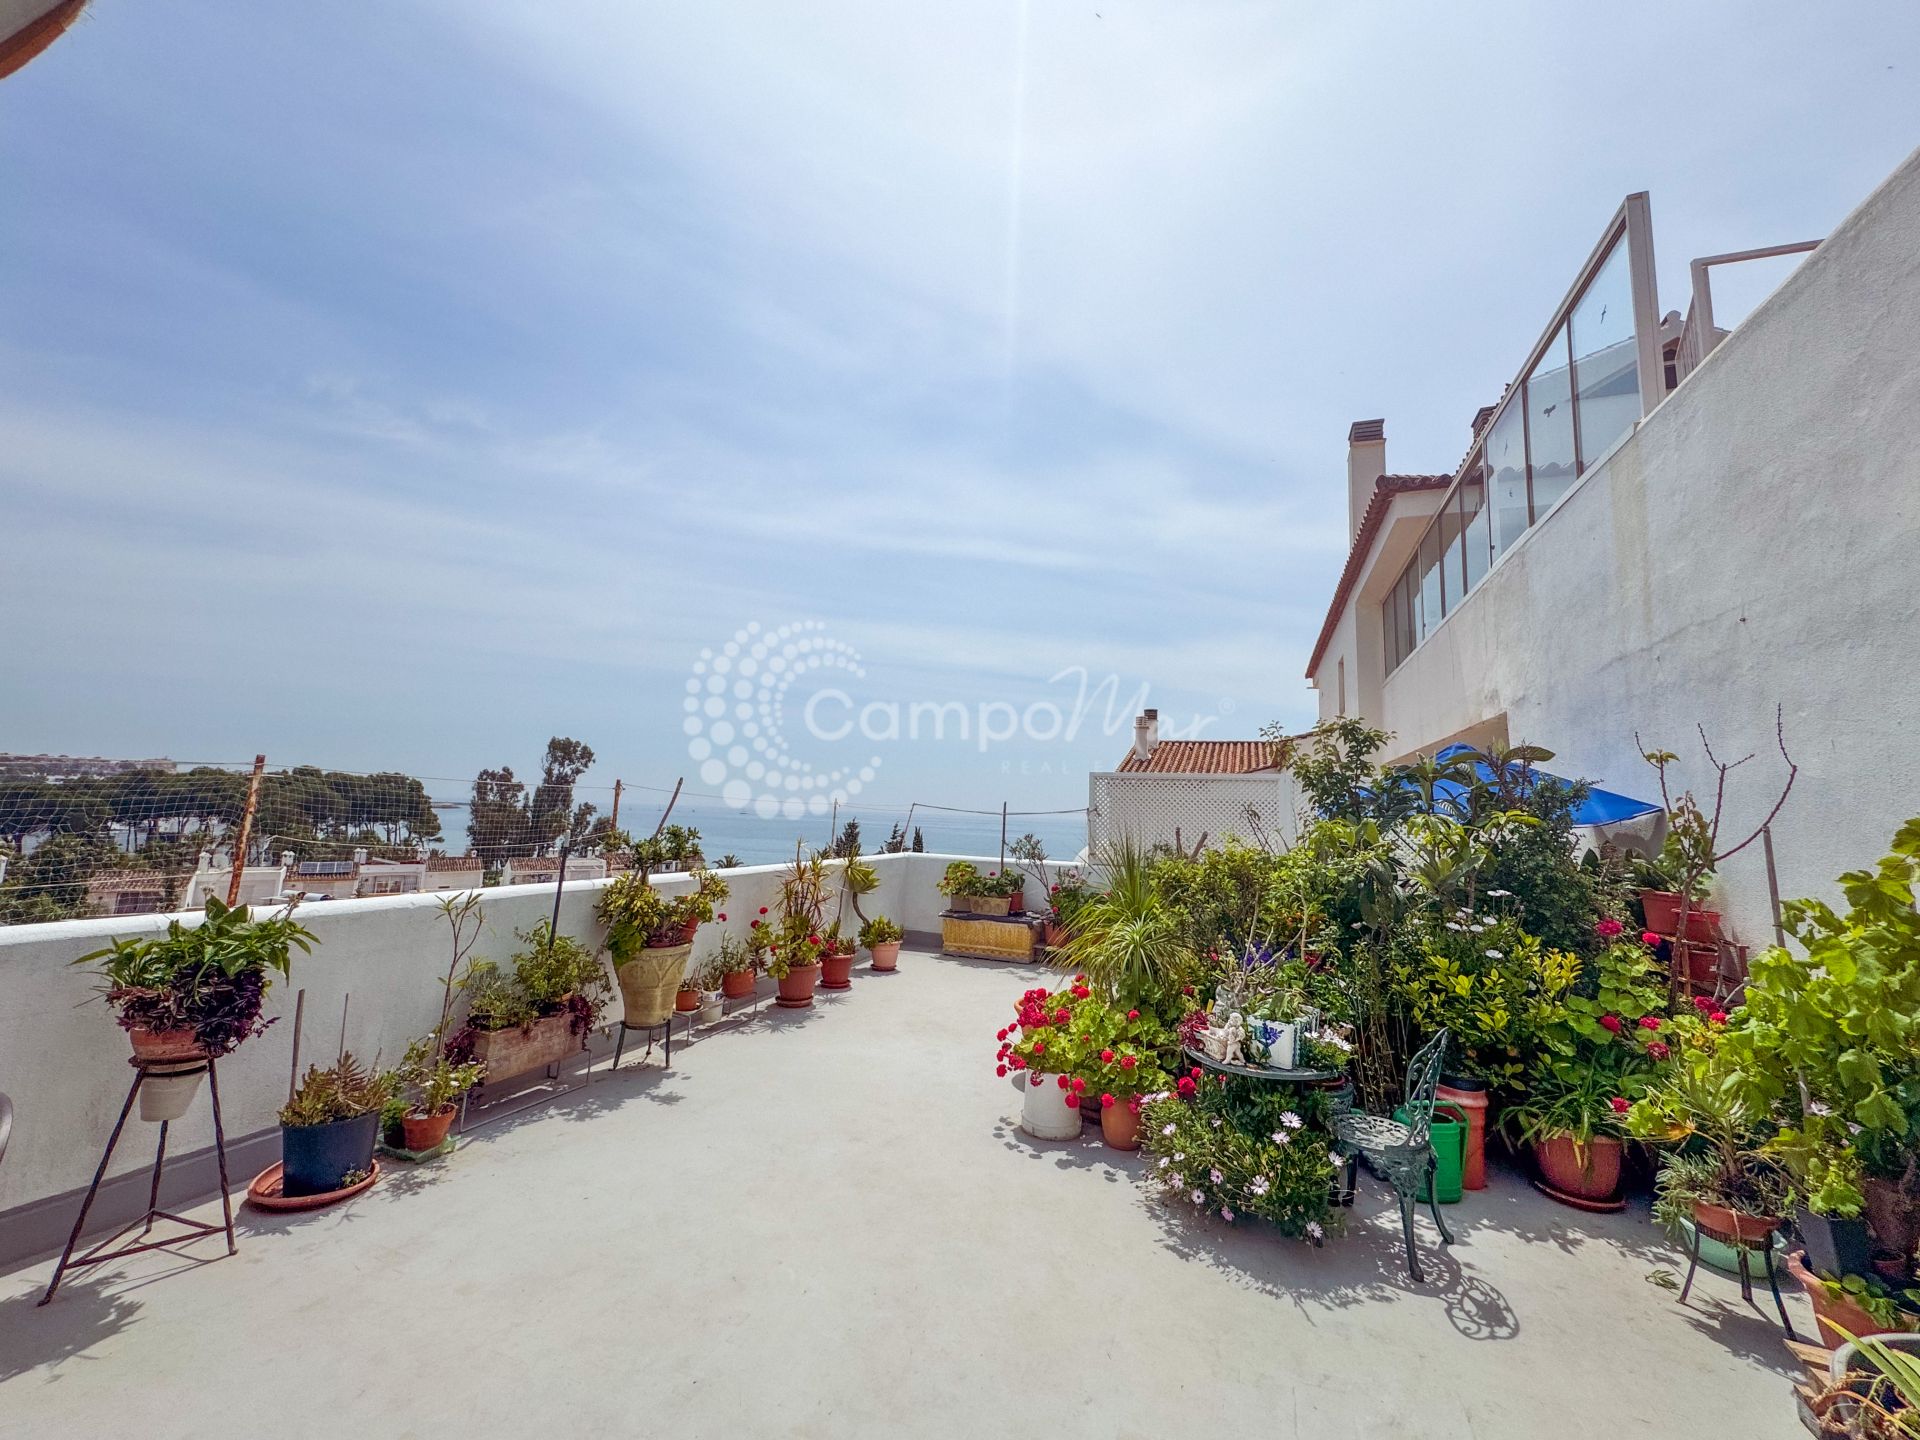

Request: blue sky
left=3, top=0, right=1917, bottom=818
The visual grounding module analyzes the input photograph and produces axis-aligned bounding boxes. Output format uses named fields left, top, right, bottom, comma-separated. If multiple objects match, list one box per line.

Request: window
left=1487, top=401, right=1528, bottom=558
left=1436, top=496, right=1463, bottom=614
left=1571, top=239, right=1639, bottom=467
left=1417, top=526, right=1443, bottom=639
left=1461, top=464, right=1489, bottom=593
left=1525, top=322, right=1577, bottom=518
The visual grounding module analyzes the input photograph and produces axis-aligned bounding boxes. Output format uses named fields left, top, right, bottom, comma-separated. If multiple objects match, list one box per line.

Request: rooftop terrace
left=1, top=942, right=1808, bottom=1438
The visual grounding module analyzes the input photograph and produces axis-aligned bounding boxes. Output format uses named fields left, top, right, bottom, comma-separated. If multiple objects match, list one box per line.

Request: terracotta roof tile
left=1304, top=473, right=1454, bottom=679
left=1115, top=740, right=1279, bottom=775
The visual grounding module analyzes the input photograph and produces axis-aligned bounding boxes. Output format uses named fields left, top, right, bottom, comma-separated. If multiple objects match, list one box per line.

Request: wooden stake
left=226, top=754, right=266, bottom=906
left=653, top=778, right=683, bottom=837
left=609, top=778, right=623, bottom=833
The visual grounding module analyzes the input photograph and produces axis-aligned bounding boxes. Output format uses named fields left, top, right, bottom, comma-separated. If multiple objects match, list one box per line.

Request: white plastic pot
left=139, top=1063, right=205, bottom=1123
left=1258, top=1020, right=1298, bottom=1070
left=697, top=991, right=724, bottom=1025
left=1019, top=1075, right=1083, bottom=1141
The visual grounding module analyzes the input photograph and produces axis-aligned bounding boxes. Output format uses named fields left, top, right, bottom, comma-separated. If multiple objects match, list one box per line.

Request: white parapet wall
left=0, top=850, right=1058, bottom=1261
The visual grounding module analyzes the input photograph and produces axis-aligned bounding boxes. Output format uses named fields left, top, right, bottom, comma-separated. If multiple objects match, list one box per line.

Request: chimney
left=280, top=851, right=295, bottom=871
left=1131, top=708, right=1160, bottom=761
left=352, top=847, right=368, bottom=865
left=1347, top=419, right=1387, bottom=538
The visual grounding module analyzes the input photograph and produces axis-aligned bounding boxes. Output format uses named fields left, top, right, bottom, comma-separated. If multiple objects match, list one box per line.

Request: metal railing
left=1673, top=240, right=1823, bottom=385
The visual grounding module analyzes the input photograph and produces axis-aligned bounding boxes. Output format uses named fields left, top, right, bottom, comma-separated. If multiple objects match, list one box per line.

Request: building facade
left=1304, top=147, right=1920, bottom=949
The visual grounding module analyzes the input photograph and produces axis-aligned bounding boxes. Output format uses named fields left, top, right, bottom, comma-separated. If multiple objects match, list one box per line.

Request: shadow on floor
left=0, top=1273, right=145, bottom=1382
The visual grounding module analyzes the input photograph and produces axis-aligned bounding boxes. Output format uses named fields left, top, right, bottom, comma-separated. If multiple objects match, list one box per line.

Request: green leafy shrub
left=281, top=1053, right=397, bottom=1128
left=457, top=924, right=610, bottom=1035
left=1140, top=1078, right=1337, bottom=1237
left=858, top=916, right=903, bottom=948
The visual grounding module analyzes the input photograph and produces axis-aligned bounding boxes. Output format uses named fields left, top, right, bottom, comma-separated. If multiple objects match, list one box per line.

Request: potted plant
left=1709, top=820, right=1920, bottom=1276
left=1629, top=1022, right=1795, bottom=1250
left=973, top=868, right=1021, bottom=917
left=765, top=848, right=830, bottom=1008
left=1086, top=1004, right=1174, bottom=1151
left=392, top=1035, right=485, bottom=1152
left=689, top=948, right=729, bottom=1024
left=997, top=985, right=1086, bottom=1140
left=1510, top=934, right=1672, bottom=1207
left=860, top=915, right=903, bottom=972
left=598, top=847, right=730, bottom=1029
left=1786, top=1258, right=1920, bottom=1350
left=73, top=896, right=313, bottom=1121
left=279, top=1053, right=397, bottom=1197
left=451, top=924, right=611, bottom=1083
left=937, top=861, right=980, bottom=914
left=716, top=932, right=758, bottom=999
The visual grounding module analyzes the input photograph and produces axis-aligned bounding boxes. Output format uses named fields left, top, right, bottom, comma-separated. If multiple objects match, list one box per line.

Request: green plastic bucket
left=1396, top=1105, right=1465, bottom=1204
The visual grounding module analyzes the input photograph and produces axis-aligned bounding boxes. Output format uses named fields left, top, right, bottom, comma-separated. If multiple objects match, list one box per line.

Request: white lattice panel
left=1087, top=772, right=1303, bottom=854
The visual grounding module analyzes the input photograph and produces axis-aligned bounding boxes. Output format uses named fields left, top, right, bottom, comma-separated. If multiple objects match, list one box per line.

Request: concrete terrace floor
left=1, top=950, right=1809, bottom=1440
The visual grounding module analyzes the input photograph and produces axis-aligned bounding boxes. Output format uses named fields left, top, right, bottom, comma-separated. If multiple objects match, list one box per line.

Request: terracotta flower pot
left=1040, top=919, right=1066, bottom=950
left=1785, top=1248, right=1906, bottom=1350
left=1100, top=1101, right=1141, bottom=1151
left=615, top=941, right=692, bottom=1027
left=820, top=951, right=854, bottom=990
left=401, top=1107, right=456, bottom=1152
left=775, top=962, right=821, bottom=1009
left=128, top=1026, right=207, bottom=1064
left=869, top=940, right=901, bottom=971
left=721, top=968, right=755, bottom=999
left=1693, top=1198, right=1782, bottom=1246
left=675, top=987, right=700, bottom=1013
left=1640, top=889, right=1684, bottom=934
left=1535, top=1133, right=1623, bottom=1202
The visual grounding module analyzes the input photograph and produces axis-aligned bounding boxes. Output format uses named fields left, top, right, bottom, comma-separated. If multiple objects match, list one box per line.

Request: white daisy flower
left=1249, top=1176, right=1270, bottom=1195
left=1157, top=1157, right=1170, bottom=1169
left=1210, top=1167, right=1223, bottom=1184
left=1306, top=1221, right=1324, bottom=1241
left=1191, top=1189, right=1205, bottom=1205
left=1281, top=1111, right=1303, bottom=1129
left=1220, top=1206, right=1235, bottom=1221
left=1484, top=948, right=1503, bottom=959
left=1161, top=1122, right=1176, bottom=1136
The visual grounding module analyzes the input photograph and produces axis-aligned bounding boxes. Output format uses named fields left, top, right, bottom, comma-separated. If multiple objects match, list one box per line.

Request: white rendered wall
left=0, top=851, right=1014, bottom=1227
left=1369, top=147, right=1920, bottom=944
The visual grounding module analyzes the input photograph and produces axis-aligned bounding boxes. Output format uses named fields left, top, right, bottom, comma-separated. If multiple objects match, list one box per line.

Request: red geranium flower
left=1055, top=1008, right=1071, bottom=1024
left=1064, top=1094, right=1079, bottom=1109
left=1709, top=1011, right=1728, bottom=1025
left=996, top=1028, right=1008, bottom=1042
left=1126, top=1009, right=1139, bottom=1021
left=1032, top=1040, right=1046, bottom=1055
left=750, top=919, right=761, bottom=929
left=1100, top=1093, right=1115, bottom=1109
left=1646, top=1041, right=1670, bottom=1060
left=1692, top=995, right=1714, bottom=1013
left=1070, top=1078, right=1086, bottom=1093
left=1120, top=1055, right=1137, bottom=1070
left=1608, top=1096, right=1630, bottom=1114
left=1189, top=1066, right=1203, bottom=1080
left=1638, top=1015, right=1661, bottom=1031
left=1057, top=1075, right=1070, bottom=1089
left=1010, top=1055, right=1026, bottom=1070
left=1029, top=1073, right=1042, bottom=1087
left=1599, top=1014, right=1622, bottom=1034
left=759, top=906, right=769, bottom=915
left=1176, top=1076, right=1197, bottom=1097
left=717, top=913, right=727, bottom=922
left=1099, top=1049, right=1115, bottom=1064
left=1181, top=984, right=1195, bottom=996
left=996, top=1064, right=1007, bottom=1077
left=1640, top=930, right=1660, bottom=947
left=1595, top=917, right=1623, bottom=938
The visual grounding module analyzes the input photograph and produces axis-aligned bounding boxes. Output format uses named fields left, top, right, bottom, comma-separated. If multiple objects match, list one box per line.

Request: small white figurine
left=1223, top=1011, right=1248, bottom=1067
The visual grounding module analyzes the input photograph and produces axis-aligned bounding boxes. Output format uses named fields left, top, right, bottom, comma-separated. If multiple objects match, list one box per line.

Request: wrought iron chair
left=1332, top=1030, right=1454, bottom=1282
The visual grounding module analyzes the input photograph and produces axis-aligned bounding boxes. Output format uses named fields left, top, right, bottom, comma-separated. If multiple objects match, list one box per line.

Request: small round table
left=1182, top=1045, right=1345, bottom=1086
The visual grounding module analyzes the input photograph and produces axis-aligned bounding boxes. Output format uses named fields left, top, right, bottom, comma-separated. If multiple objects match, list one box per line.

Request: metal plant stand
left=611, top=1017, right=672, bottom=1073
left=39, top=1056, right=236, bottom=1306
left=1679, top=1212, right=1796, bottom=1339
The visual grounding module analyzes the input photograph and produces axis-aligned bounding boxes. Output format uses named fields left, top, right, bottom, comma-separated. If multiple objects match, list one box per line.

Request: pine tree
left=910, top=826, right=925, bottom=852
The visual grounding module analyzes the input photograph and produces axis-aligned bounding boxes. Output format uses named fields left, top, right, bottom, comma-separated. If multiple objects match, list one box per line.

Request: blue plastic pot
left=281, top=1112, right=379, bottom=1197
